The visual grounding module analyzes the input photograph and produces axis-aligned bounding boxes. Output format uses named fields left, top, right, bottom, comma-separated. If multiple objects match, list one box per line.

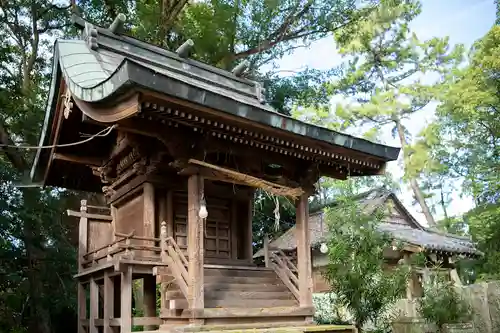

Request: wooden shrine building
left=29, top=14, right=400, bottom=333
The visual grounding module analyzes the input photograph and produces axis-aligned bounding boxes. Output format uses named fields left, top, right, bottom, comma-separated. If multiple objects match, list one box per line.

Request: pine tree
left=323, top=0, right=463, bottom=227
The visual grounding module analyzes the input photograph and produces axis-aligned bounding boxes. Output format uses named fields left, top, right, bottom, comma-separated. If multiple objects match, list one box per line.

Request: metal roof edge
left=30, top=40, right=63, bottom=184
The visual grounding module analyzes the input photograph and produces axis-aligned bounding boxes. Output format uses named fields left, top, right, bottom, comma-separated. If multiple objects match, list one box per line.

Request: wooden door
left=172, top=192, right=231, bottom=258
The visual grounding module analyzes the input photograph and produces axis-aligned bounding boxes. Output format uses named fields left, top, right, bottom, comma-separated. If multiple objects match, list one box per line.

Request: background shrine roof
left=253, top=189, right=481, bottom=258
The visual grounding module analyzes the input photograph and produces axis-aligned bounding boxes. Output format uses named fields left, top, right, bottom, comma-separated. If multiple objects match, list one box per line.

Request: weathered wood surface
left=187, top=174, right=205, bottom=313
left=296, top=192, right=313, bottom=320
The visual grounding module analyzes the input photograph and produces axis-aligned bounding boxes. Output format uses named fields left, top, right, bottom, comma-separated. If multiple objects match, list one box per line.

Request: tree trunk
left=395, top=120, right=437, bottom=227
left=440, top=186, right=449, bottom=220
left=23, top=188, right=52, bottom=333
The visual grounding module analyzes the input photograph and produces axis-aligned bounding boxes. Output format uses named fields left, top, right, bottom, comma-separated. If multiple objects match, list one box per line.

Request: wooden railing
left=160, top=221, right=189, bottom=299
left=263, top=236, right=299, bottom=300
left=82, top=230, right=162, bottom=266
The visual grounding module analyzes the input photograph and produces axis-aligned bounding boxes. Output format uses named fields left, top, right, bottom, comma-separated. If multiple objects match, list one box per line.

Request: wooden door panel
left=173, top=191, right=232, bottom=258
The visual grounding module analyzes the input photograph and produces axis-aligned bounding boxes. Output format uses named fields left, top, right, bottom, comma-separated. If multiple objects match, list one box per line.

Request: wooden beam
left=68, top=210, right=113, bottom=221
left=296, top=193, right=313, bottom=311
left=73, top=92, right=140, bottom=123
left=187, top=174, right=204, bottom=324
left=185, top=159, right=304, bottom=198
left=53, top=153, right=103, bottom=166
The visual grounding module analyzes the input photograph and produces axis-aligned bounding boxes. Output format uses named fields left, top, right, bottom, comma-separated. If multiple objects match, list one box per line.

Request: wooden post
left=77, top=283, right=87, bottom=333
left=403, top=253, right=413, bottom=300
left=231, top=200, right=238, bottom=260
left=246, top=195, right=254, bottom=261
left=103, top=271, right=114, bottom=333
left=121, top=265, right=133, bottom=333
left=187, top=174, right=204, bottom=322
left=263, top=234, right=270, bottom=268
left=296, top=193, right=313, bottom=312
left=78, top=200, right=88, bottom=333
left=89, top=277, right=99, bottom=333
left=78, top=200, right=88, bottom=271
left=166, top=190, right=174, bottom=237
left=144, top=275, right=157, bottom=330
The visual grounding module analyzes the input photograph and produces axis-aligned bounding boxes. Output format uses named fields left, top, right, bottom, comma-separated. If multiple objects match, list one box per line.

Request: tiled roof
left=254, top=189, right=481, bottom=258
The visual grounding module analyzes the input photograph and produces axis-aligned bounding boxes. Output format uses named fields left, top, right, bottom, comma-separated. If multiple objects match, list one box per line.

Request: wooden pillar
left=121, top=266, right=133, bottom=333
left=187, top=174, right=204, bottom=322
left=403, top=253, right=413, bottom=300
left=246, top=195, right=254, bottom=260
left=89, top=277, right=99, bottom=333
left=77, top=283, right=87, bottom=333
left=263, top=234, right=270, bottom=268
left=296, top=193, right=313, bottom=310
left=166, top=190, right=174, bottom=237
left=103, top=271, right=114, bottom=333
left=78, top=200, right=88, bottom=271
left=144, top=276, right=157, bottom=330
left=231, top=200, right=238, bottom=260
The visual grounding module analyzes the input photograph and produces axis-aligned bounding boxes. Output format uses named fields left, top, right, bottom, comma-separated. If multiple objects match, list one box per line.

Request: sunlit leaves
left=322, top=189, right=410, bottom=330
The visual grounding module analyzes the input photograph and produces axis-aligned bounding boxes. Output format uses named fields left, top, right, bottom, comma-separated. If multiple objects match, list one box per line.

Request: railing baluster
left=267, top=247, right=300, bottom=301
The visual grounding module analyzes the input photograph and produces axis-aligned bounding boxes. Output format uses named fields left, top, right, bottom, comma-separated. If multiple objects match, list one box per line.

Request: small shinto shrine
left=30, top=14, right=400, bottom=333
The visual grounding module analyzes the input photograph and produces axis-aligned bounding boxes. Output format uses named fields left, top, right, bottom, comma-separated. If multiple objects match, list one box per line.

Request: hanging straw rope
left=188, top=159, right=304, bottom=198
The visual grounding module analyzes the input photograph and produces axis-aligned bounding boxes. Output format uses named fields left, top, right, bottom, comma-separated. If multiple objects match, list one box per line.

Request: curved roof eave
left=30, top=42, right=63, bottom=184
left=61, top=58, right=400, bottom=162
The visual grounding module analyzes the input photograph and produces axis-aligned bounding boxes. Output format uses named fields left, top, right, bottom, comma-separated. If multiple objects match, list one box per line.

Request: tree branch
left=0, top=122, right=27, bottom=171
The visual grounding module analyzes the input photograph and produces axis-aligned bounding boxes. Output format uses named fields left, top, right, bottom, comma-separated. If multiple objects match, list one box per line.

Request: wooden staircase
left=163, top=265, right=298, bottom=309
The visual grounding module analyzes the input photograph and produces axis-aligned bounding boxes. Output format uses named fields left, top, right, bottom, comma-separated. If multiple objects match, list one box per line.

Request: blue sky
left=274, top=0, right=496, bottom=225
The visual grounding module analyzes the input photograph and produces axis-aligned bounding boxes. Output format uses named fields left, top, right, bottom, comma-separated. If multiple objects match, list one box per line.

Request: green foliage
left=423, top=26, right=500, bottom=204
left=418, top=274, right=472, bottom=331
left=418, top=25, right=500, bottom=280
left=0, top=1, right=391, bottom=332
left=465, top=203, right=500, bottom=281
left=322, top=186, right=410, bottom=332
left=313, top=293, right=353, bottom=326
left=304, top=0, right=465, bottom=226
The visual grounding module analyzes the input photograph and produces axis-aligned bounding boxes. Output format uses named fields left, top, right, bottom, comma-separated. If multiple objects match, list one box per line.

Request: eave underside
left=37, top=88, right=396, bottom=193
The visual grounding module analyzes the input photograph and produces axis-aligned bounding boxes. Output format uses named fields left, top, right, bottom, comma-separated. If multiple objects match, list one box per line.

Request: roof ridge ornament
left=109, top=13, right=126, bottom=34
left=84, top=22, right=98, bottom=50
left=232, top=60, right=249, bottom=77
left=176, top=39, right=194, bottom=58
